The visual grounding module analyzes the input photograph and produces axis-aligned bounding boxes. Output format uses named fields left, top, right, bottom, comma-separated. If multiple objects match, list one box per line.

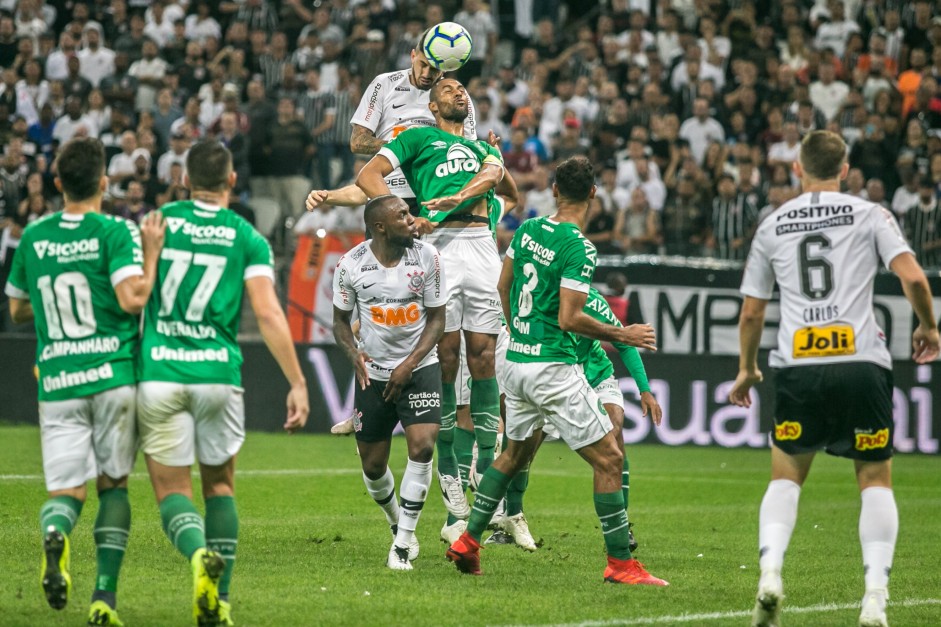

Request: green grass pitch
left=0, top=425, right=939, bottom=626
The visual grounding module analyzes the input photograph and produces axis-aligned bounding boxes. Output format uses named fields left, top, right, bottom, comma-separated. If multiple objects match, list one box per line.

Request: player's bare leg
left=855, top=459, right=895, bottom=627
left=752, top=447, right=815, bottom=627
left=146, top=457, right=224, bottom=627
left=436, top=331, right=470, bottom=520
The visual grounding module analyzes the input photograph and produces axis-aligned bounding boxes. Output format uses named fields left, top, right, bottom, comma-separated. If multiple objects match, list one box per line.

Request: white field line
left=0, top=468, right=360, bottom=481
left=496, top=598, right=941, bottom=627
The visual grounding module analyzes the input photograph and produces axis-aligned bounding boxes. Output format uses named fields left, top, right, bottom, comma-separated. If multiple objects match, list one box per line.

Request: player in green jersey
left=5, top=138, right=164, bottom=626
left=308, top=79, right=515, bottom=541
left=446, top=156, right=668, bottom=586
left=136, top=141, right=310, bottom=626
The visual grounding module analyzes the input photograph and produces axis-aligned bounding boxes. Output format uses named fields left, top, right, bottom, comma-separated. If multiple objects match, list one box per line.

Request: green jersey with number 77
left=138, top=199, right=274, bottom=384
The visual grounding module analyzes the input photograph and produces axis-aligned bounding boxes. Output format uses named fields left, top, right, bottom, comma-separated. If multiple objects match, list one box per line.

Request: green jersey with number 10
left=506, top=216, right=598, bottom=364
left=4, top=212, right=143, bottom=401
left=138, top=200, right=274, bottom=385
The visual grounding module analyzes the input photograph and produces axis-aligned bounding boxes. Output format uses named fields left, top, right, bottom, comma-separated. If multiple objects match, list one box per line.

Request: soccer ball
left=422, top=22, right=473, bottom=72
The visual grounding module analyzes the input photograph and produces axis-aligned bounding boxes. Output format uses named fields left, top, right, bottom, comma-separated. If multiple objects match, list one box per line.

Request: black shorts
left=353, top=363, right=442, bottom=442
left=773, top=362, right=894, bottom=461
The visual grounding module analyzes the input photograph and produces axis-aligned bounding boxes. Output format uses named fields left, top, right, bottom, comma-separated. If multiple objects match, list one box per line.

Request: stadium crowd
left=2, top=0, right=941, bottom=329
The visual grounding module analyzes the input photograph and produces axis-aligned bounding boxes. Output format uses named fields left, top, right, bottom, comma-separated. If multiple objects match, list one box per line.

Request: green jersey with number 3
left=378, top=126, right=504, bottom=223
left=4, top=212, right=143, bottom=401
left=506, top=217, right=597, bottom=364
left=139, top=200, right=274, bottom=385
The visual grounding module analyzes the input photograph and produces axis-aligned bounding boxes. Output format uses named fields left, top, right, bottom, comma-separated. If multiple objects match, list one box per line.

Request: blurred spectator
left=867, top=178, right=887, bottom=206
left=263, top=97, right=312, bottom=225
left=475, top=96, right=507, bottom=144
left=892, top=170, right=920, bottom=221
left=78, top=23, right=116, bottom=88
left=86, top=89, right=111, bottom=135
left=296, top=68, right=336, bottom=189
left=27, top=103, right=56, bottom=159
left=52, top=96, right=98, bottom=143
left=216, top=111, right=249, bottom=195
left=845, top=167, right=868, bottom=198
left=584, top=197, right=618, bottom=254
left=107, top=130, right=139, bottom=192
left=502, top=127, right=541, bottom=188
left=111, top=179, right=152, bottom=224
left=661, top=175, right=708, bottom=256
left=551, top=118, right=589, bottom=164
left=905, top=175, right=941, bottom=268
left=155, top=161, right=189, bottom=207
left=185, top=1, right=222, bottom=44
left=156, top=130, right=189, bottom=184
left=614, top=187, right=661, bottom=255
left=526, top=168, right=555, bottom=217
left=810, top=60, right=850, bottom=122
left=45, top=32, right=76, bottom=81
left=706, top=173, right=757, bottom=261
left=152, top=88, right=183, bottom=147
left=454, top=0, right=497, bottom=84
left=814, top=0, right=860, bottom=58
left=169, top=96, right=205, bottom=140
left=679, top=97, right=725, bottom=165
left=98, top=52, right=137, bottom=111
left=129, top=37, right=167, bottom=112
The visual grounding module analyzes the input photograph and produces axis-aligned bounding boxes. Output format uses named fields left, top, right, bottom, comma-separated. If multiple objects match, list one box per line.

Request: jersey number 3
left=799, top=233, right=834, bottom=300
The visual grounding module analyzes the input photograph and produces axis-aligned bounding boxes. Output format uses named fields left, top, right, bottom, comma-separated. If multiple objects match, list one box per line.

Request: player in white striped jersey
left=730, top=131, right=939, bottom=627
left=333, top=195, right=447, bottom=571
left=348, top=29, right=476, bottom=212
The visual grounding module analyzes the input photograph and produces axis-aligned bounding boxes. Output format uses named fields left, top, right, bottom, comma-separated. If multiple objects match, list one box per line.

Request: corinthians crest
left=407, top=270, right=425, bottom=293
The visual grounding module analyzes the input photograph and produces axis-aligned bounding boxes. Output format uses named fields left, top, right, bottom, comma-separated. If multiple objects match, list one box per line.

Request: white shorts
left=502, top=361, right=612, bottom=451
left=594, top=376, right=625, bottom=407
left=457, top=326, right=510, bottom=405
left=39, top=385, right=137, bottom=492
left=424, top=228, right=502, bottom=334
left=137, top=382, right=245, bottom=467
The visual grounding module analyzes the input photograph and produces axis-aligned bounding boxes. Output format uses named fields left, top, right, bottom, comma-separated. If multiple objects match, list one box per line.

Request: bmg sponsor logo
left=775, top=421, right=802, bottom=441
left=855, top=428, right=889, bottom=451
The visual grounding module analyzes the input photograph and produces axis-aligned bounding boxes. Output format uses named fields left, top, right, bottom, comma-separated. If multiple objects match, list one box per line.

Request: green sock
left=93, top=488, right=130, bottom=594
left=467, top=467, right=512, bottom=541
left=506, top=462, right=529, bottom=516
left=436, top=383, right=459, bottom=479
left=40, top=495, right=83, bottom=536
left=205, top=496, right=238, bottom=599
left=622, top=452, right=630, bottom=515
left=159, top=493, right=206, bottom=560
left=594, top=491, right=632, bottom=560
left=470, top=378, right=500, bottom=475
left=454, top=427, right=476, bottom=488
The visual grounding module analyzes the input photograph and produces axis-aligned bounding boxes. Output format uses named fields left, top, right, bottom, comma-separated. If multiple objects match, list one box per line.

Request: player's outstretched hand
left=414, top=217, right=434, bottom=235
left=422, top=196, right=461, bottom=213
left=640, top=391, right=663, bottom=426
left=728, top=368, right=763, bottom=408
left=487, top=130, right=501, bottom=147
left=383, top=363, right=413, bottom=402
left=284, top=381, right=309, bottom=433
left=140, top=210, right=166, bottom=254
left=912, top=325, right=940, bottom=364
left=306, top=189, right=329, bottom=212
left=354, top=350, right=372, bottom=390
left=618, top=324, right=657, bottom=351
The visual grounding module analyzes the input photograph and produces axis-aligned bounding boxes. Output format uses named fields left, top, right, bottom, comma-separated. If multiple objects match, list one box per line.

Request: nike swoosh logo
left=392, top=103, right=405, bottom=109
left=362, top=282, right=376, bottom=290
left=415, top=409, right=431, bottom=416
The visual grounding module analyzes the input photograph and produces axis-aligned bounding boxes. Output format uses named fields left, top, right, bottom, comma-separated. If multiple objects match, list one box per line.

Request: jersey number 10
left=37, top=272, right=97, bottom=340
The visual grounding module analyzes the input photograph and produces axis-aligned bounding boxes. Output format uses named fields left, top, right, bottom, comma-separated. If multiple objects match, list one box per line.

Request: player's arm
left=332, top=257, right=371, bottom=389
left=355, top=153, right=396, bottom=199
left=114, top=211, right=165, bottom=315
left=306, top=184, right=368, bottom=211
left=728, top=296, right=767, bottom=408
left=890, top=252, right=940, bottom=364
left=384, top=304, right=445, bottom=402
left=497, top=255, right=514, bottom=324
left=8, top=297, right=33, bottom=323
left=350, top=123, right=387, bottom=156
left=422, top=162, right=504, bottom=214
left=246, top=276, right=309, bottom=432
left=559, top=288, right=656, bottom=349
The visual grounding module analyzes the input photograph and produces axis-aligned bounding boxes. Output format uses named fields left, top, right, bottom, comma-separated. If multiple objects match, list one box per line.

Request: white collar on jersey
left=193, top=200, right=222, bottom=212
left=61, top=212, right=84, bottom=221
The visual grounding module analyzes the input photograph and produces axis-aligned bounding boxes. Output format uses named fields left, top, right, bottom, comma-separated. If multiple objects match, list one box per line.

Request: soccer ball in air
left=422, top=22, right=473, bottom=72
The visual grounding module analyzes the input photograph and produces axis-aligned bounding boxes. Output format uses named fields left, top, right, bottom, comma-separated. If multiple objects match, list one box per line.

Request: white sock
left=363, top=467, right=399, bottom=527
left=859, top=486, right=897, bottom=592
left=758, top=479, right=801, bottom=575
left=394, top=458, right=433, bottom=548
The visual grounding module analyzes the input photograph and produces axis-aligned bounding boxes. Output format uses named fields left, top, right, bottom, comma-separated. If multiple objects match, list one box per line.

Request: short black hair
left=186, top=140, right=232, bottom=192
left=55, top=138, right=105, bottom=202
left=554, top=156, right=594, bottom=201
left=364, top=194, right=402, bottom=227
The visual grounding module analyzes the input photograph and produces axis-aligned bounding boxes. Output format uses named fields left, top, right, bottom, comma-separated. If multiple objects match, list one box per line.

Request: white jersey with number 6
left=741, top=191, right=912, bottom=369
left=333, top=240, right=447, bottom=380
left=350, top=69, right=477, bottom=199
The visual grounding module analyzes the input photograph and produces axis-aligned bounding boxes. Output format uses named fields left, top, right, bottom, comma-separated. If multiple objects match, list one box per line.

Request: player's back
left=139, top=199, right=274, bottom=385
left=506, top=216, right=597, bottom=364
left=8, top=212, right=142, bottom=401
left=744, top=191, right=911, bottom=369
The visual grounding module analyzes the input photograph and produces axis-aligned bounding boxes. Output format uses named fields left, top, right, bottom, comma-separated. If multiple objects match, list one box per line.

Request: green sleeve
left=4, top=232, right=29, bottom=298
left=559, top=234, right=596, bottom=292
left=379, top=127, right=423, bottom=170
left=243, top=224, right=275, bottom=281
left=616, top=344, right=651, bottom=393
left=107, top=218, right=143, bottom=281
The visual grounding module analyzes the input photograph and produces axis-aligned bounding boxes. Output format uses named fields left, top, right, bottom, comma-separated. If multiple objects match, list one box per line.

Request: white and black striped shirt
left=296, top=90, right=337, bottom=146
left=326, top=88, right=356, bottom=146
left=711, top=192, right=758, bottom=261
left=905, top=198, right=941, bottom=268
left=257, top=54, right=289, bottom=92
